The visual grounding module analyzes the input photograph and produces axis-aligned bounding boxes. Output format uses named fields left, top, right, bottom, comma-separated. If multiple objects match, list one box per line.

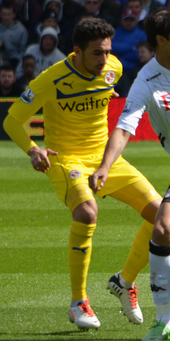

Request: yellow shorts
left=46, top=153, right=162, bottom=213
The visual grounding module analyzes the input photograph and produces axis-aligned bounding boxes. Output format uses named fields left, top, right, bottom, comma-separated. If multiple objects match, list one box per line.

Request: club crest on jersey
left=70, top=170, right=81, bottom=179
left=105, top=71, right=115, bottom=84
left=21, top=87, right=36, bottom=104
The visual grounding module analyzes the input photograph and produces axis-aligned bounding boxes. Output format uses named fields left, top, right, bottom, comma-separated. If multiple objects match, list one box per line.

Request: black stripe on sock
left=149, top=241, right=170, bottom=256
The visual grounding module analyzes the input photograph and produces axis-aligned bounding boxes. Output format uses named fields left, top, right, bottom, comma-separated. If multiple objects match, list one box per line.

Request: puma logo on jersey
left=63, top=81, right=74, bottom=89
left=72, top=247, right=89, bottom=254
left=146, top=73, right=161, bottom=82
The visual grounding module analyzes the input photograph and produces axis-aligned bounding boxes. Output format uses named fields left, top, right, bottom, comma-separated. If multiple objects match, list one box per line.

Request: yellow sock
left=69, top=221, right=96, bottom=301
left=121, top=221, right=154, bottom=283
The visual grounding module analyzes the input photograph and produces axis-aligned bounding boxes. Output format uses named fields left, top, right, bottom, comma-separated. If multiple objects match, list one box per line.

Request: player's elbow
left=3, top=114, right=10, bottom=133
left=3, top=114, right=18, bottom=136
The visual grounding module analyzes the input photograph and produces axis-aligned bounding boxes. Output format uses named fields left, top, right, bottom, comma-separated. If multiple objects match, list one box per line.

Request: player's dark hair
left=73, top=17, right=114, bottom=50
left=144, top=7, right=170, bottom=48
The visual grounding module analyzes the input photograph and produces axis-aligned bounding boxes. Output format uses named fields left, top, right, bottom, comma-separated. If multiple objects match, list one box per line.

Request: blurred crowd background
left=0, top=0, right=166, bottom=97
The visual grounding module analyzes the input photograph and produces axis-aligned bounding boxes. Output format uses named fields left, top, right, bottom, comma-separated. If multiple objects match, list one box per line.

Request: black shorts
left=162, top=185, right=170, bottom=203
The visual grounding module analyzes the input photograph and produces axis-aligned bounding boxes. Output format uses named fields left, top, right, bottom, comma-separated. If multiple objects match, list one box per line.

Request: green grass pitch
left=0, top=140, right=170, bottom=341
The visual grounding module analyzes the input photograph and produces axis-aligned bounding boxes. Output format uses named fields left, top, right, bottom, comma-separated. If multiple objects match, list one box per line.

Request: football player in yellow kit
left=4, top=18, right=162, bottom=330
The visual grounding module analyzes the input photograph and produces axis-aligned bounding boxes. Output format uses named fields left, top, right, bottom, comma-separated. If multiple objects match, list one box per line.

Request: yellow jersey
left=8, top=52, right=122, bottom=156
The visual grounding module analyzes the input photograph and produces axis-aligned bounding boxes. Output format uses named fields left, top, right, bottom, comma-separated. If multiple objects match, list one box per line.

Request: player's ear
left=73, top=46, right=82, bottom=56
left=156, top=35, right=167, bottom=46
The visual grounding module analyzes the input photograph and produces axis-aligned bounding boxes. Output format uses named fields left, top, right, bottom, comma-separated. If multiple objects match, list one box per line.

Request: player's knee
left=73, top=200, right=98, bottom=224
left=141, top=199, right=161, bottom=224
left=153, top=216, right=170, bottom=245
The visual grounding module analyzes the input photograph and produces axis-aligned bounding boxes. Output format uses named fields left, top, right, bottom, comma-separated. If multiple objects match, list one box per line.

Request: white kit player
left=89, top=7, right=170, bottom=341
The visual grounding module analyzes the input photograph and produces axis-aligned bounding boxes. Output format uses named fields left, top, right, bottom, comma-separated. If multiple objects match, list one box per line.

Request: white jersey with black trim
left=116, top=57, right=170, bottom=154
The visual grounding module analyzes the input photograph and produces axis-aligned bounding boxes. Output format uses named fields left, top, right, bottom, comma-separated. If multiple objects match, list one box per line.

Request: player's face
left=0, top=70, right=16, bottom=88
left=78, top=38, right=112, bottom=76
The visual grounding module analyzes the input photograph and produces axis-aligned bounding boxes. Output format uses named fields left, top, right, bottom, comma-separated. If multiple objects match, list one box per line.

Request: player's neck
left=72, top=54, right=92, bottom=77
left=156, top=53, right=170, bottom=71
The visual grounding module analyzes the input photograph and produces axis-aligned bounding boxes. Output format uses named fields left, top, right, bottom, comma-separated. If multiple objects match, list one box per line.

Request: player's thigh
left=46, top=154, right=95, bottom=212
left=96, top=155, right=147, bottom=198
left=110, top=179, right=162, bottom=218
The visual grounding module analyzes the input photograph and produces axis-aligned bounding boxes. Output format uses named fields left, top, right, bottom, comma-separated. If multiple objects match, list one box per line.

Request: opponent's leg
left=107, top=180, right=162, bottom=324
left=143, top=188, right=170, bottom=341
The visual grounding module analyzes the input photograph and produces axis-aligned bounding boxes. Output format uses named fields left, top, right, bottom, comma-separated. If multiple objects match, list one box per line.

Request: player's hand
left=28, top=146, right=58, bottom=173
left=112, top=90, right=119, bottom=98
left=88, top=166, right=109, bottom=194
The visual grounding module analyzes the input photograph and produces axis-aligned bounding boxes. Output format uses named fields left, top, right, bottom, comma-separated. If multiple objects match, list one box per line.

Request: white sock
left=165, top=320, right=170, bottom=329
left=157, top=313, right=170, bottom=324
left=156, top=302, right=170, bottom=324
left=119, top=272, right=134, bottom=289
left=71, top=298, right=86, bottom=307
left=150, top=247, right=170, bottom=322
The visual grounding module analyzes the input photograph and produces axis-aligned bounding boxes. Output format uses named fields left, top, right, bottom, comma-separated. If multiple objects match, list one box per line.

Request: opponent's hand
left=88, top=166, right=109, bottom=194
left=28, top=146, right=57, bottom=173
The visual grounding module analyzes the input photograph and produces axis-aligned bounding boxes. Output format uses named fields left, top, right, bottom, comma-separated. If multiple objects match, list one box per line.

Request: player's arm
left=3, top=113, right=57, bottom=173
left=89, top=75, right=149, bottom=193
left=3, top=74, right=57, bottom=173
left=88, top=128, right=130, bottom=193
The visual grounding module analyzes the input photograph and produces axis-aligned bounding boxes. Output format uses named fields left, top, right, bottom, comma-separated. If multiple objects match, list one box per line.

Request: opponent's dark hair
left=144, top=7, right=170, bottom=48
left=73, top=17, right=114, bottom=50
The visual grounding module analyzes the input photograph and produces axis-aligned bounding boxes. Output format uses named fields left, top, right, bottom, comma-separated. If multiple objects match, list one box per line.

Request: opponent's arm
left=88, top=128, right=130, bottom=193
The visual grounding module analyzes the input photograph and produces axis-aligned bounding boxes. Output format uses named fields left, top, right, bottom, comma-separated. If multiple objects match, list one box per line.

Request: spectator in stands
left=60, top=0, right=85, bottom=22
left=17, top=55, right=36, bottom=89
left=43, top=0, right=84, bottom=55
left=72, top=0, right=84, bottom=4
left=43, top=0, right=63, bottom=22
left=111, top=8, right=147, bottom=97
left=138, top=40, right=155, bottom=66
left=16, top=26, right=66, bottom=78
left=28, top=8, right=66, bottom=55
left=4, top=0, right=43, bottom=31
left=125, top=0, right=145, bottom=27
left=0, top=64, right=24, bottom=96
left=138, top=0, right=162, bottom=24
left=100, top=0, right=122, bottom=28
left=125, top=0, right=142, bottom=18
left=1, top=0, right=44, bottom=31
left=83, top=0, right=117, bottom=27
left=0, top=1, right=28, bottom=69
